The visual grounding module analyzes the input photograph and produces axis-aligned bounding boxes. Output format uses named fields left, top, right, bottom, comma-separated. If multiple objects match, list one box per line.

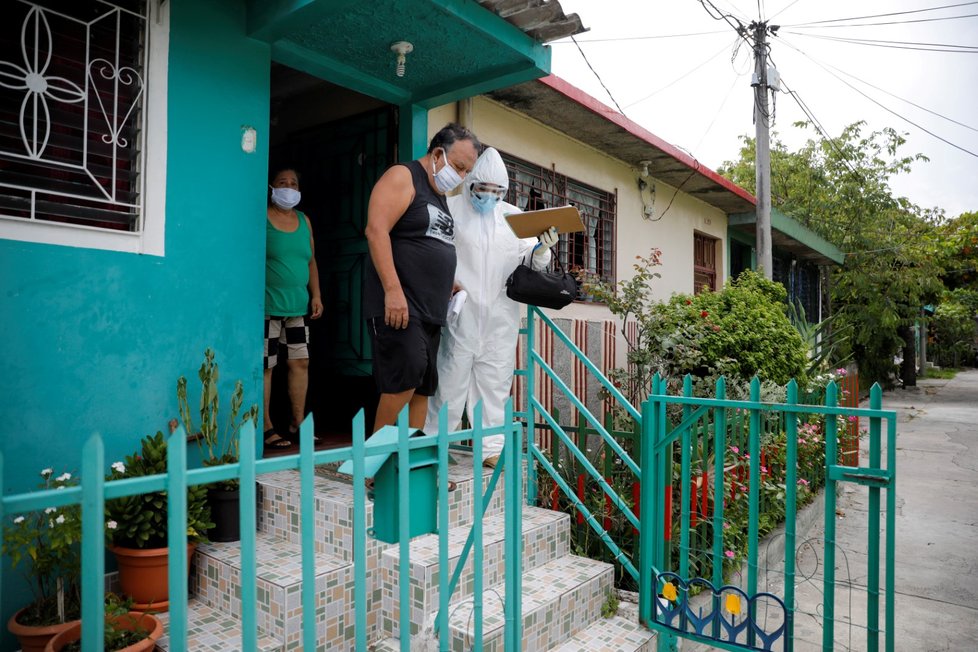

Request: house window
left=498, top=151, right=616, bottom=298
left=0, top=0, right=168, bottom=255
left=693, top=232, right=718, bottom=293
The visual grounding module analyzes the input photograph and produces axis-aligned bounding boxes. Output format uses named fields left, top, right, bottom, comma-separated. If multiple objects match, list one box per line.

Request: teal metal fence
left=520, top=306, right=898, bottom=652
left=0, top=403, right=523, bottom=651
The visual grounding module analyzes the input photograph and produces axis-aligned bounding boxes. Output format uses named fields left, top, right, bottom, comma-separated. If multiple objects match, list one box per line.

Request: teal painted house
left=0, top=0, right=583, bottom=639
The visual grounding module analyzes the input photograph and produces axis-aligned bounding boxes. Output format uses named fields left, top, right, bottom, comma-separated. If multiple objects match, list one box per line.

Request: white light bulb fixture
left=638, top=160, right=652, bottom=178
left=390, top=41, right=414, bottom=78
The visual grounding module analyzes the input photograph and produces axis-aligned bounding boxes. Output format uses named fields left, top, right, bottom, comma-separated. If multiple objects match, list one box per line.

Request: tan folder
left=504, top=205, right=585, bottom=239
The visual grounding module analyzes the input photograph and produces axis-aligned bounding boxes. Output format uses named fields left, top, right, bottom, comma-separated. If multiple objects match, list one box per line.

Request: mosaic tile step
left=444, top=554, right=616, bottom=652
left=193, top=532, right=356, bottom=649
left=379, top=505, right=570, bottom=638
left=549, top=614, right=656, bottom=651
left=258, top=453, right=511, bottom=561
left=156, top=599, right=283, bottom=651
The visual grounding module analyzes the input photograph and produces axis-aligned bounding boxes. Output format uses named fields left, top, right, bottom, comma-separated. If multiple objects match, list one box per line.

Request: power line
left=570, top=35, right=627, bottom=116
left=784, top=2, right=978, bottom=27
left=783, top=30, right=978, bottom=53
left=769, top=0, right=805, bottom=21
left=785, top=12, right=978, bottom=29
left=624, top=38, right=737, bottom=109
left=778, top=37, right=978, bottom=158
left=778, top=78, right=865, bottom=179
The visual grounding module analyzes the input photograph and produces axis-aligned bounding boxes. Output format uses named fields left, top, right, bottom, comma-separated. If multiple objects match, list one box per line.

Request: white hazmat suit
left=424, top=147, right=556, bottom=463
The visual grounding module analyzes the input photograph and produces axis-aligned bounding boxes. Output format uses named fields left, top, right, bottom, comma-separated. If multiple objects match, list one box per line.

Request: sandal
left=289, top=427, right=323, bottom=446
left=263, top=428, right=292, bottom=449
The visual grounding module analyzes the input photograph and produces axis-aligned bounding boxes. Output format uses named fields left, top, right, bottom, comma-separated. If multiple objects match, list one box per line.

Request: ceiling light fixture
left=390, top=41, right=414, bottom=78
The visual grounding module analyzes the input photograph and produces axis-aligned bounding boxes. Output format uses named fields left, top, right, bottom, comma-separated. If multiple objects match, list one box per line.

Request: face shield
left=463, top=147, right=510, bottom=215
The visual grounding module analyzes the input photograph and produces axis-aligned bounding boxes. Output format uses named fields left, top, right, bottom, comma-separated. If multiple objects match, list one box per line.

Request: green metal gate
left=519, top=306, right=898, bottom=652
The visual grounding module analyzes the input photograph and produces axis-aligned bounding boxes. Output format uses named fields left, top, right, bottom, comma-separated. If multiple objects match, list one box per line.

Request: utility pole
left=751, top=21, right=773, bottom=280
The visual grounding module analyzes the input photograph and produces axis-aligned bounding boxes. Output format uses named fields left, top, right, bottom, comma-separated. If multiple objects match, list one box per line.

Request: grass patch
left=923, top=367, right=960, bottom=379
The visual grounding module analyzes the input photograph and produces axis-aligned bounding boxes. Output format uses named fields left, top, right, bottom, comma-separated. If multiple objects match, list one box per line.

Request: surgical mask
left=432, top=148, right=463, bottom=194
left=270, top=186, right=301, bottom=209
left=470, top=192, right=499, bottom=215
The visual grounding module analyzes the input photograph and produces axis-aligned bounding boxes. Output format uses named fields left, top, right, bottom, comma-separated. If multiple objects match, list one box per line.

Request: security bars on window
left=0, top=0, right=147, bottom=231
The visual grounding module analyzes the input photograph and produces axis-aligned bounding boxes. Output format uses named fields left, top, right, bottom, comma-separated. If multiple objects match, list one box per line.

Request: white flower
left=44, top=507, right=56, bottom=514
left=48, top=519, right=55, bottom=528
left=40, top=468, right=53, bottom=477
left=13, top=516, right=24, bottom=524
left=56, top=485, right=66, bottom=490
left=55, top=472, right=71, bottom=482
left=55, top=514, right=65, bottom=525
left=107, top=520, right=118, bottom=530
left=111, top=461, right=126, bottom=474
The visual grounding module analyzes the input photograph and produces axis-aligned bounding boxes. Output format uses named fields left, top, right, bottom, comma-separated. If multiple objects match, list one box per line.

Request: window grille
left=693, top=232, right=718, bottom=293
left=0, top=0, right=148, bottom=232
left=497, top=150, right=616, bottom=299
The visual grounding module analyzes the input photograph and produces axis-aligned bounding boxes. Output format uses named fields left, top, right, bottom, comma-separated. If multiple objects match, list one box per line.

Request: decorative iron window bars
left=0, top=0, right=148, bottom=232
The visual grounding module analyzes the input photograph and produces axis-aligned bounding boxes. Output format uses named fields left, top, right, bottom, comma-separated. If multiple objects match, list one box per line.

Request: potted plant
left=3, top=469, right=82, bottom=652
left=105, top=431, right=212, bottom=611
left=44, top=593, right=163, bottom=652
left=177, top=347, right=258, bottom=542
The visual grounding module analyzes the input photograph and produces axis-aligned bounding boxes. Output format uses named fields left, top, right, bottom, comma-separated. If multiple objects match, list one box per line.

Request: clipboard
left=504, top=205, right=585, bottom=239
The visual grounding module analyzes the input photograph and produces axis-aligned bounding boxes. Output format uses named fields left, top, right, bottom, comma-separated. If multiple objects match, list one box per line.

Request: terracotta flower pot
left=43, top=611, right=163, bottom=652
left=110, top=543, right=196, bottom=612
left=7, top=609, right=79, bottom=652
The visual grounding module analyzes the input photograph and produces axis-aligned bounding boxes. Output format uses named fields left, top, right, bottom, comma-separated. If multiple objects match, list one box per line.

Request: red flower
left=700, top=310, right=709, bottom=318
left=685, top=299, right=692, bottom=305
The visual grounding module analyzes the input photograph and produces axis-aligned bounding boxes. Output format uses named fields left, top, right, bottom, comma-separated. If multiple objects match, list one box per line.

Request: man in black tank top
left=364, top=123, right=481, bottom=433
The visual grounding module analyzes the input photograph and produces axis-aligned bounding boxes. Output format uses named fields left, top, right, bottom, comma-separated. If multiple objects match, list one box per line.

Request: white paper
left=447, top=289, right=467, bottom=321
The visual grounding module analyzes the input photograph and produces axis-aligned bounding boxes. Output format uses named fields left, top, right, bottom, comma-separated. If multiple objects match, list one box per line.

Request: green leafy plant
left=600, top=590, right=620, bottom=618
left=1, top=469, right=81, bottom=626
left=105, top=432, right=212, bottom=548
left=60, top=594, right=156, bottom=652
left=177, top=348, right=258, bottom=490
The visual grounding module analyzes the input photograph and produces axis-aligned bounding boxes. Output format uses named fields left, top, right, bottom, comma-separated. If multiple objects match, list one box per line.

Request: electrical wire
left=550, top=29, right=731, bottom=43
left=784, top=12, right=978, bottom=29
left=624, top=38, right=738, bottom=109
left=778, top=37, right=978, bottom=158
left=769, top=0, right=805, bottom=21
left=694, top=73, right=744, bottom=152
left=782, top=30, right=978, bottom=53
left=698, top=0, right=751, bottom=37
left=570, top=35, right=627, bottom=116
left=784, top=1, right=978, bottom=27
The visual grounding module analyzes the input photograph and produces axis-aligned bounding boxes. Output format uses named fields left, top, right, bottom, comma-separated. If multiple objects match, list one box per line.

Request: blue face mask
left=470, top=192, right=499, bottom=215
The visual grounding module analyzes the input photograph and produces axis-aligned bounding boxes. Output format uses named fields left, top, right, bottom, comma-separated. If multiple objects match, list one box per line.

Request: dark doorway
left=267, top=64, right=396, bottom=441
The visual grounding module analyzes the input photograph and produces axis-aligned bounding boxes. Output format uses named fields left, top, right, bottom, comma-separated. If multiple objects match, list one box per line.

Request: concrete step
left=191, top=532, right=356, bottom=650
left=445, top=554, right=615, bottom=651
left=548, top=614, right=656, bottom=651
left=155, top=599, right=283, bottom=651
left=379, top=504, right=570, bottom=638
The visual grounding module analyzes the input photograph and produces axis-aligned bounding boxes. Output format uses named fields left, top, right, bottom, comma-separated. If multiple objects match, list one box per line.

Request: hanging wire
left=783, top=1, right=978, bottom=27
left=781, top=30, right=978, bottom=53
left=571, top=35, right=627, bottom=116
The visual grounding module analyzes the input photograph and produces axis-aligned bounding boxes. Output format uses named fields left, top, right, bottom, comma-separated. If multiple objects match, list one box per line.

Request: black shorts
left=368, top=317, right=441, bottom=396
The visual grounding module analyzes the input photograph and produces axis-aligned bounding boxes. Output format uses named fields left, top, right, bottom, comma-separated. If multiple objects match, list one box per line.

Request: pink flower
left=836, top=368, right=847, bottom=376
left=848, top=416, right=857, bottom=422
left=730, top=446, right=740, bottom=454
left=760, top=466, right=768, bottom=474
left=725, top=550, right=735, bottom=559
left=798, top=478, right=809, bottom=486
left=723, top=522, right=731, bottom=529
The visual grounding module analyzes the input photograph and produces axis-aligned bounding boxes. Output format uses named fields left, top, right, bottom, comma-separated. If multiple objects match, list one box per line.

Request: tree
left=718, top=122, right=946, bottom=388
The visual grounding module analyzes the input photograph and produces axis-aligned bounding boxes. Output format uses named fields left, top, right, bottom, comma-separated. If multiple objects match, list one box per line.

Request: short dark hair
left=427, top=123, right=481, bottom=155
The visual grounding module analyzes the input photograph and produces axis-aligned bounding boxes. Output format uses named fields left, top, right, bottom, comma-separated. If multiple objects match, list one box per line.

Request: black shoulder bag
left=505, top=252, right=579, bottom=310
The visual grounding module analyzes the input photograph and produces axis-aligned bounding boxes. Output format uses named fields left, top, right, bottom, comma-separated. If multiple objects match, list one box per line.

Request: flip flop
left=289, top=427, right=323, bottom=446
left=263, top=428, right=292, bottom=449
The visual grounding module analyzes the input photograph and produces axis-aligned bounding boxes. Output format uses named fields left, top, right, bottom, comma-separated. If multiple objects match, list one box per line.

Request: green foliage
left=61, top=594, right=156, bottom=652
left=931, top=293, right=978, bottom=366
left=105, top=432, right=213, bottom=548
left=601, top=590, right=620, bottom=619
left=1, top=469, right=81, bottom=624
left=177, top=348, right=258, bottom=490
left=786, top=299, right=853, bottom=377
left=649, top=270, right=808, bottom=387
left=719, top=121, right=947, bottom=387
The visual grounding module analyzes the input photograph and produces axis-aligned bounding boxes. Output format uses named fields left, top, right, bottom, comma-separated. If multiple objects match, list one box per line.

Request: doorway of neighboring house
left=266, top=63, right=396, bottom=445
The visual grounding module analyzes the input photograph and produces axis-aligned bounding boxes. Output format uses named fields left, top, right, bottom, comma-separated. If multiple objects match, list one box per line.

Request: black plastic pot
left=206, top=487, right=241, bottom=542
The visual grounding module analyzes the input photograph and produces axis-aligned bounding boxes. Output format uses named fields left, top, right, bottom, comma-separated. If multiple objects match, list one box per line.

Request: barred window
left=693, top=232, right=718, bottom=293
left=0, top=0, right=164, bottom=252
left=498, top=150, right=616, bottom=299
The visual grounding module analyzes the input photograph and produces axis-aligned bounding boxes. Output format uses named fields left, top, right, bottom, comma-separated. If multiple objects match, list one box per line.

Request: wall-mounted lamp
left=638, top=160, right=652, bottom=178
left=390, top=41, right=414, bottom=78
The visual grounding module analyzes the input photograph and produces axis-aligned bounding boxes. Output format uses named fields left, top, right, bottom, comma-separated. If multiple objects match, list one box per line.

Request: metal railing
left=1, top=403, right=524, bottom=651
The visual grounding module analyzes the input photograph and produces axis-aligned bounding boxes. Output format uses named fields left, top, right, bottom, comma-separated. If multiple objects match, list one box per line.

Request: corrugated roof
left=477, top=0, right=587, bottom=43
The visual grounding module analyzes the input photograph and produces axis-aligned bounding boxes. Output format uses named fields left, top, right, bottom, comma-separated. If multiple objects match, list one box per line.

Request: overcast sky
left=548, top=0, right=978, bottom=218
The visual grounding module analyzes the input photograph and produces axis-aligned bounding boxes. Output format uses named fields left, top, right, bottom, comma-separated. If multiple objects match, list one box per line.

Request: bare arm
left=305, top=215, right=323, bottom=319
left=365, top=165, right=414, bottom=329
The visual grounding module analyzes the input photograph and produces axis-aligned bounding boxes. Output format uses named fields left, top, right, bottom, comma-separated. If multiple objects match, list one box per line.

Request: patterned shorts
left=264, top=316, right=309, bottom=369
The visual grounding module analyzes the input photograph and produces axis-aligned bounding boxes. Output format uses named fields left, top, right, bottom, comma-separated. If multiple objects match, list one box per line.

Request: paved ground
left=684, top=369, right=978, bottom=651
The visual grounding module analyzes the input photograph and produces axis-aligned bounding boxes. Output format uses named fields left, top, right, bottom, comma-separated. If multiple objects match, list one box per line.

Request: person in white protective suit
left=424, top=147, right=560, bottom=467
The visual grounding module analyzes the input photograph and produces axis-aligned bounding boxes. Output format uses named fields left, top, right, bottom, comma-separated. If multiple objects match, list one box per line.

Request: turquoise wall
left=0, top=0, right=269, bottom=639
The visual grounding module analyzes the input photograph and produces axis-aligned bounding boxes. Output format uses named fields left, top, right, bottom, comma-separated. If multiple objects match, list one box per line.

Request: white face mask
left=432, top=148, right=464, bottom=194
left=270, top=186, right=301, bottom=209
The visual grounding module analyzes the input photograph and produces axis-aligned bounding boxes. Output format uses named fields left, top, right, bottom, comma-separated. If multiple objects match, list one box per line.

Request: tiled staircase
left=156, top=451, right=654, bottom=651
